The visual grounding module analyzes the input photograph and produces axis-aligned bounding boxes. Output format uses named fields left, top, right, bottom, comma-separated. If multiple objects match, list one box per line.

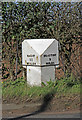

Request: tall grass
left=2, top=75, right=80, bottom=101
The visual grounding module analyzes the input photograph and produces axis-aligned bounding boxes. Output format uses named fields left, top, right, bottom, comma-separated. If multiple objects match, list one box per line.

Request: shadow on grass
left=3, top=90, right=56, bottom=120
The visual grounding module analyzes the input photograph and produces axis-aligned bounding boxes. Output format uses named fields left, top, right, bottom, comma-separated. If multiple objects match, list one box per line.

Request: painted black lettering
left=44, top=55, right=47, bottom=57
left=51, top=62, right=54, bottom=64
left=46, top=62, right=50, bottom=64
left=44, top=54, right=56, bottom=57
left=53, top=54, right=56, bottom=56
left=29, top=58, right=33, bottom=61
left=49, top=58, right=51, bottom=61
left=27, top=55, right=35, bottom=57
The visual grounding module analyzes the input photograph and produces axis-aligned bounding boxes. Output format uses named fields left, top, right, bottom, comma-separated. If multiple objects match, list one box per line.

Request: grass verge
left=2, top=75, right=80, bottom=103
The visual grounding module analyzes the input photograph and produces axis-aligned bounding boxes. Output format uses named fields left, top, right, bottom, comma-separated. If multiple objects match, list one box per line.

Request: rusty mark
left=25, top=60, right=27, bottom=64
left=36, top=56, right=38, bottom=61
left=29, top=69, right=31, bottom=72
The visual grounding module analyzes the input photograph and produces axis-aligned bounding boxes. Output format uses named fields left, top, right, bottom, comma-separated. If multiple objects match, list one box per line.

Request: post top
left=23, top=39, right=57, bottom=55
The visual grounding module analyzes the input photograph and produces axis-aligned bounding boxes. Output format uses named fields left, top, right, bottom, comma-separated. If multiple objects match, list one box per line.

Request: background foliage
left=2, top=2, right=81, bottom=80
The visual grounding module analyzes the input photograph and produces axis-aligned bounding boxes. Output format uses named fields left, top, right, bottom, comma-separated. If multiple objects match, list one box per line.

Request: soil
left=2, top=93, right=80, bottom=118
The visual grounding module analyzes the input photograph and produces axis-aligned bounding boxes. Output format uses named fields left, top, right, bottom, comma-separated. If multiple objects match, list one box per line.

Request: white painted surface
left=22, top=39, right=59, bottom=66
left=41, top=66, right=55, bottom=84
left=26, top=39, right=55, bottom=55
left=22, top=40, right=40, bottom=67
left=27, top=66, right=55, bottom=86
left=27, top=66, right=41, bottom=86
left=22, top=39, right=59, bottom=86
left=42, top=40, right=59, bottom=65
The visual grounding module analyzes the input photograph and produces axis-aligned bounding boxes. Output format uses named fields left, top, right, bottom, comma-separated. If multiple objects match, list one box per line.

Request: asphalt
left=25, top=112, right=80, bottom=118
left=2, top=112, right=81, bottom=119
left=2, top=104, right=81, bottom=119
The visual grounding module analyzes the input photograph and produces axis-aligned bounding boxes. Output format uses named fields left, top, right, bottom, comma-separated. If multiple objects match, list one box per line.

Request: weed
left=2, top=75, right=80, bottom=102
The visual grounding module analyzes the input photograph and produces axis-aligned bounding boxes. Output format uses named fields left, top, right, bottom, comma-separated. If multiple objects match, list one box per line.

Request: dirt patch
left=2, top=93, right=80, bottom=118
left=50, top=94, right=80, bottom=112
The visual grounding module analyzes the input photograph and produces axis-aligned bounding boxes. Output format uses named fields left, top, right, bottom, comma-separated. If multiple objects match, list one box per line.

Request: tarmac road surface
left=25, top=112, right=80, bottom=118
left=2, top=104, right=81, bottom=120
left=2, top=112, right=81, bottom=120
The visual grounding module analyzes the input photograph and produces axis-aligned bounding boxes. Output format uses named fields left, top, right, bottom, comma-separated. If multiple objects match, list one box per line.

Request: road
left=2, top=112, right=81, bottom=120
left=2, top=104, right=81, bottom=120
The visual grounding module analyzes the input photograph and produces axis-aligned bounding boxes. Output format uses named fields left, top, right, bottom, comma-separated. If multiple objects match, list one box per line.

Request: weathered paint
left=27, top=66, right=55, bottom=86
left=22, top=39, right=59, bottom=66
left=22, top=39, right=59, bottom=86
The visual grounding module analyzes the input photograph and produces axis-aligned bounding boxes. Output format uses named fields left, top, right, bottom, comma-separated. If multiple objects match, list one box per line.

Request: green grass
left=2, top=75, right=80, bottom=101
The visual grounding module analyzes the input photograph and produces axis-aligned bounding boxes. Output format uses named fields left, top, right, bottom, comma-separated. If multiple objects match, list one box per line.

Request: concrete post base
left=27, top=66, right=55, bottom=86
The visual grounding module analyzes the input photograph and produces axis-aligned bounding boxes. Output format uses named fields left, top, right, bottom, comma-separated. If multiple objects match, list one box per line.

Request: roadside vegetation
left=2, top=74, right=80, bottom=103
left=2, top=2, right=81, bottom=81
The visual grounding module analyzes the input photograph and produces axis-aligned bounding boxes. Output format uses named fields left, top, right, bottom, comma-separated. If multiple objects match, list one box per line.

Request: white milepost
left=22, top=39, right=59, bottom=86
